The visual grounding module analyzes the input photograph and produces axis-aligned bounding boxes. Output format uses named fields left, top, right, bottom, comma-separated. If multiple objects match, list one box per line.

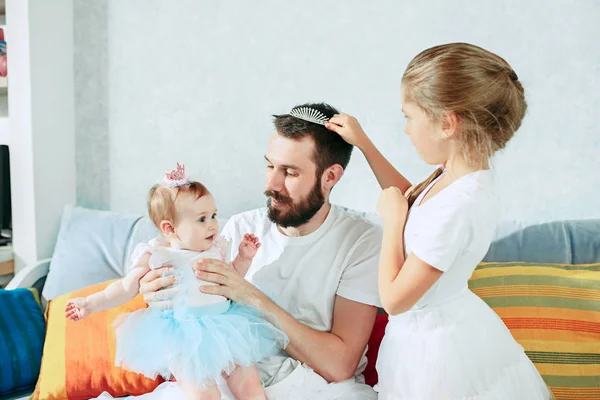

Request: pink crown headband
left=163, top=162, right=192, bottom=188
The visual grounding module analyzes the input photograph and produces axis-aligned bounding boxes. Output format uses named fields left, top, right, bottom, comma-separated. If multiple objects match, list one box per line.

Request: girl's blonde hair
left=148, top=181, right=209, bottom=229
left=403, top=43, right=527, bottom=207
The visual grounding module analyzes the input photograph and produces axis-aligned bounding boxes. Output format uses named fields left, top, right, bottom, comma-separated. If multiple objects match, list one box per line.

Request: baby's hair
left=148, top=181, right=209, bottom=229
left=403, top=43, right=527, bottom=207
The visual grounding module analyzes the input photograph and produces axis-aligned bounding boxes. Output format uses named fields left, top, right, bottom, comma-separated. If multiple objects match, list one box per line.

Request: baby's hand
left=65, top=297, right=92, bottom=322
left=238, top=233, right=261, bottom=261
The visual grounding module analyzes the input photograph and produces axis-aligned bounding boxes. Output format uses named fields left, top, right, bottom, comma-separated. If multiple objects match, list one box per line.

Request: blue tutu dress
left=113, top=236, right=289, bottom=388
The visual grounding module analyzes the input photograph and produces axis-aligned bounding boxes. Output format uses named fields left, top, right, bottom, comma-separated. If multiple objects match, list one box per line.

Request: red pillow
left=364, top=313, right=389, bottom=387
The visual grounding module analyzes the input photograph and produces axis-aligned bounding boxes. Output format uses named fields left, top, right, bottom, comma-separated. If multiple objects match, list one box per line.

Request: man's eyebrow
left=264, top=155, right=301, bottom=171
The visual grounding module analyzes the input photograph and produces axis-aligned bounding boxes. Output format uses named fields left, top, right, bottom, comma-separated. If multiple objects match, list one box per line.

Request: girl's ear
left=160, top=220, right=176, bottom=237
left=441, top=111, right=460, bottom=140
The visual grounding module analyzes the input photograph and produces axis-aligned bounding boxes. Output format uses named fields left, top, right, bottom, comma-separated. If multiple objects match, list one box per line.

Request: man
left=141, top=103, right=382, bottom=399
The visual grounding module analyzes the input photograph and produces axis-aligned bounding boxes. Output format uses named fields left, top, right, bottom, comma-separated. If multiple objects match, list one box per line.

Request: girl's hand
left=377, top=187, right=409, bottom=224
left=238, top=233, right=261, bottom=261
left=65, top=297, right=92, bottom=321
left=325, top=113, right=370, bottom=149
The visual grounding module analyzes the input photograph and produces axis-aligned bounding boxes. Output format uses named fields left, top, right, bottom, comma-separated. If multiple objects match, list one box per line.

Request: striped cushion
left=31, top=280, right=163, bottom=399
left=0, top=288, right=46, bottom=396
left=469, top=262, right=600, bottom=400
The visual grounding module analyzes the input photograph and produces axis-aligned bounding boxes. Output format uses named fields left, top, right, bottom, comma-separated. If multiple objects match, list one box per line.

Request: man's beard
left=265, top=181, right=325, bottom=228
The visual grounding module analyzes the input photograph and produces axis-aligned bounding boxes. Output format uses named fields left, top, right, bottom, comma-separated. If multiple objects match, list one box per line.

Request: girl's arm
left=379, top=220, right=442, bottom=315
left=231, top=233, right=260, bottom=277
left=66, top=253, right=151, bottom=321
left=232, top=256, right=251, bottom=278
left=89, top=262, right=150, bottom=313
left=356, top=138, right=412, bottom=193
left=326, top=114, right=412, bottom=193
left=376, top=187, right=443, bottom=315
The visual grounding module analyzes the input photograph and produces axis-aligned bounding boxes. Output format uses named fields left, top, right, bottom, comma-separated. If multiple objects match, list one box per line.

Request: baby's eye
left=198, top=217, right=206, bottom=223
left=212, top=214, right=217, bottom=219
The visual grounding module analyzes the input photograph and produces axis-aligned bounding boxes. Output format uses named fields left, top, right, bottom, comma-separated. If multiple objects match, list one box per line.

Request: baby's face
left=173, top=193, right=219, bottom=252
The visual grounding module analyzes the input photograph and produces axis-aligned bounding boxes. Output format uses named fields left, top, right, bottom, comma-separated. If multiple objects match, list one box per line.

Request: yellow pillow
left=31, top=280, right=164, bottom=399
left=470, top=262, right=600, bottom=400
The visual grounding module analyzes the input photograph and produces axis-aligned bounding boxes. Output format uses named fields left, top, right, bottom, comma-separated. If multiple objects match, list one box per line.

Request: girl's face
left=401, top=86, right=451, bottom=166
left=168, top=193, right=219, bottom=252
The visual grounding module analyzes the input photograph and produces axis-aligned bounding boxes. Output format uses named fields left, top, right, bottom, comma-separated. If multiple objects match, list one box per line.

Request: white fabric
left=377, top=170, right=552, bottom=399
left=221, top=205, right=381, bottom=396
left=134, top=236, right=230, bottom=308
left=96, top=363, right=377, bottom=400
left=405, top=170, right=498, bottom=308
left=94, top=205, right=381, bottom=400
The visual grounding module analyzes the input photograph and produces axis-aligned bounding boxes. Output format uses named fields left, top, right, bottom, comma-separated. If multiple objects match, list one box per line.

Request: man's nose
left=266, top=170, right=284, bottom=192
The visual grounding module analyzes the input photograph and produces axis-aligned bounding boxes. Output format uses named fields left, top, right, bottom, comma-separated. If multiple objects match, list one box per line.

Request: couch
left=3, top=206, right=600, bottom=400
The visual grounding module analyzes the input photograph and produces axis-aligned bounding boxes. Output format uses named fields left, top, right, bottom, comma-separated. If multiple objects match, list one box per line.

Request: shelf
left=0, top=244, right=13, bottom=289
left=0, top=274, right=13, bottom=288
left=0, top=244, right=13, bottom=264
left=0, top=76, right=6, bottom=88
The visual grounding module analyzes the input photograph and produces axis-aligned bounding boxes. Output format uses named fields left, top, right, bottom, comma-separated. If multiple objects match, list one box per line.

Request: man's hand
left=138, top=266, right=178, bottom=309
left=195, top=258, right=265, bottom=306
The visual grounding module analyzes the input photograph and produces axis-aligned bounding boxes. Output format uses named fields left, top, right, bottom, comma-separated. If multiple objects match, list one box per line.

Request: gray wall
left=74, top=0, right=600, bottom=223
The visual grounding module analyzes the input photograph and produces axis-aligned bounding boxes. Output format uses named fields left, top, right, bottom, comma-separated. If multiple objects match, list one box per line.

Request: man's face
left=264, top=132, right=325, bottom=228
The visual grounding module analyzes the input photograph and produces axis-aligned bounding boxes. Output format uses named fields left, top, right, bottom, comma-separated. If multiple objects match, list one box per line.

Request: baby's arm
left=326, top=114, right=412, bottom=193
left=231, top=233, right=260, bottom=277
left=65, top=253, right=151, bottom=321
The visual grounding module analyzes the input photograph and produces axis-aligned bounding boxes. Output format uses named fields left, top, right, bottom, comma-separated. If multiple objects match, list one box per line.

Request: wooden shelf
left=0, top=274, right=12, bottom=288
left=0, top=259, right=12, bottom=275
left=0, top=245, right=14, bottom=285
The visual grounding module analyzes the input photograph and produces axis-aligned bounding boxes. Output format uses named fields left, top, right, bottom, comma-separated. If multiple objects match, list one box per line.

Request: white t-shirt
left=220, top=205, right=382, bottom=386
left=404, top=169, right=498, bottom=308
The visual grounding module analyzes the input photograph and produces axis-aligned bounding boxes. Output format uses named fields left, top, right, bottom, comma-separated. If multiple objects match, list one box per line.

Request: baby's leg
left=177, top=377, right=221, bottom=400
left=227, top=365, right=266, bottom=400
left=171, top=358, right=221, bottom=400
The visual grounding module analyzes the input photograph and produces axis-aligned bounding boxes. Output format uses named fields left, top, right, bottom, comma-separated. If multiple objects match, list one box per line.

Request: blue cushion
left=0, top=288, right=45, bottom=396
left=42, top=205, right=142, bottom=300
left=484, top=220, right=600, bottom=264
left=341, top=208, right=600, bottom=264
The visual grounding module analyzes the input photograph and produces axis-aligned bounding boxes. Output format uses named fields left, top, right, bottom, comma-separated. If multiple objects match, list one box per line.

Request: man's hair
left=273, top=102, right=353, bottom=176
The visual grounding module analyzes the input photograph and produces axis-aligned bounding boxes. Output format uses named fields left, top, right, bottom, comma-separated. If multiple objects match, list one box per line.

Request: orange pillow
left=31, top=280, right=164, bottom=399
